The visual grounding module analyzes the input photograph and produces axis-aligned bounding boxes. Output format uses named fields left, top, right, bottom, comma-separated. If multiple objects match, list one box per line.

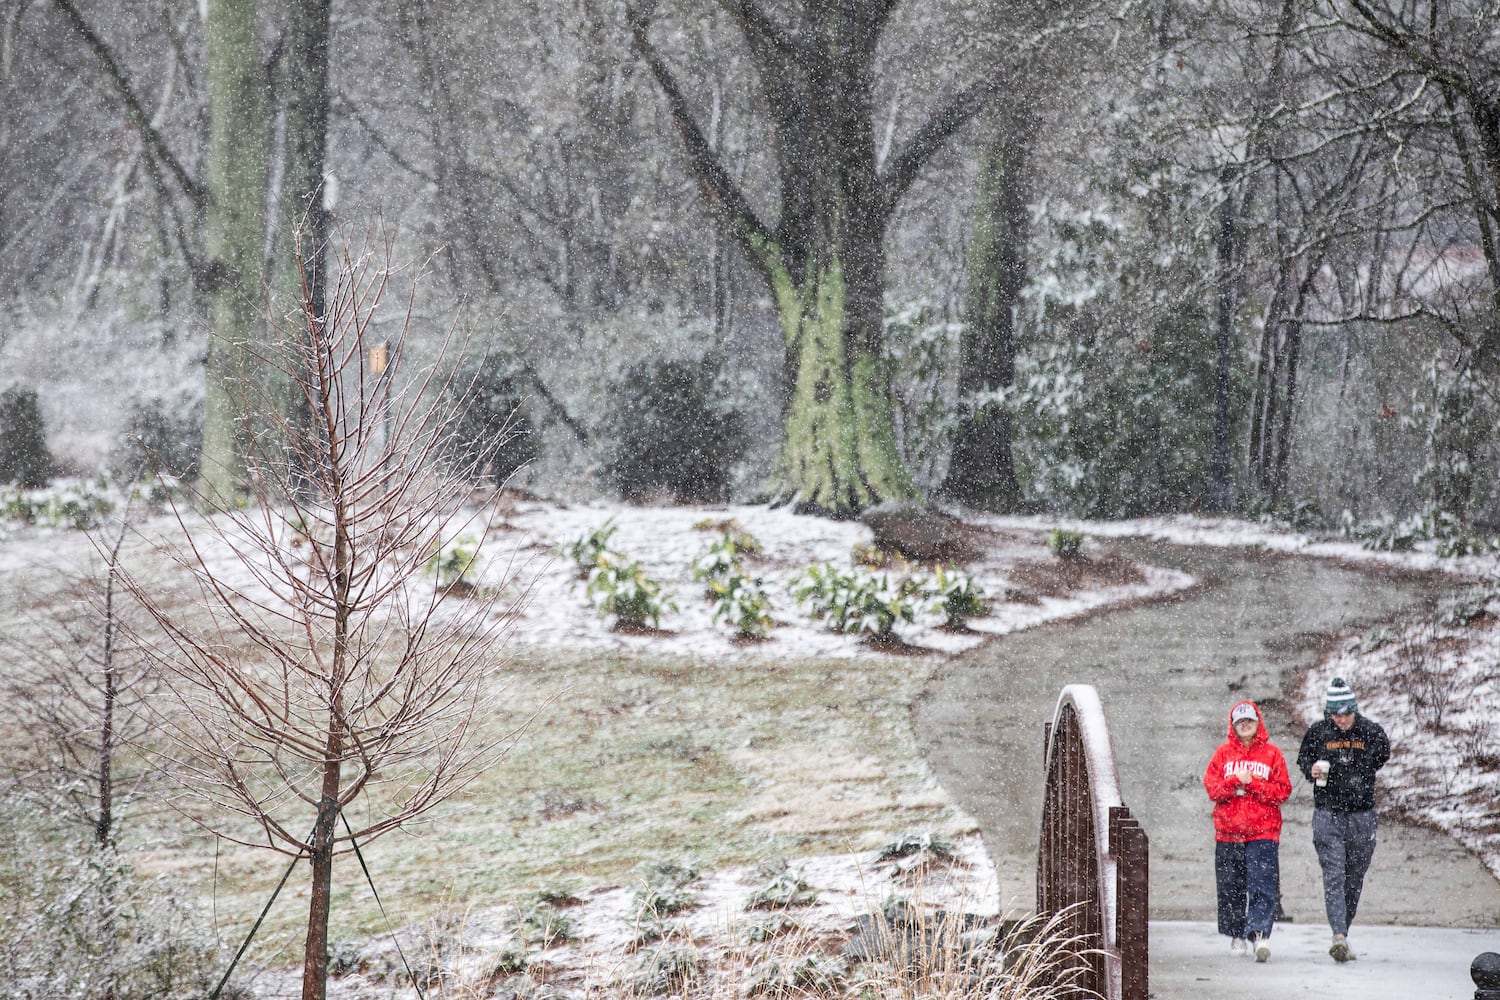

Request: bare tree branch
left=625, top=3, right=782, bottom=281
left=48, top=0, right=203, bottom=208
left=877, top=74, right=1000, bottom=217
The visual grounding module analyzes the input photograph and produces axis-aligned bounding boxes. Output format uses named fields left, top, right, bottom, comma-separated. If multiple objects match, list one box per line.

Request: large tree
left=626, top=1, right=998, bottom=517
left=48, top=0, right=331, bottom=504
left=939, top=97, right=1037, bottom=512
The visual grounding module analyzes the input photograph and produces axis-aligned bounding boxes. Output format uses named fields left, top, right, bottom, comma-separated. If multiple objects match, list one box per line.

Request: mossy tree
left=940, top=98, right=1038, bottom=512
left=49, top=0, right=332, bottom=505
left=626, top=1, right=998, bottom=517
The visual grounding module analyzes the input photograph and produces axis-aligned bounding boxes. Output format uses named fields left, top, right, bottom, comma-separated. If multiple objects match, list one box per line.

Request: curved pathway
left=913, top=540, right=1500, bottom=991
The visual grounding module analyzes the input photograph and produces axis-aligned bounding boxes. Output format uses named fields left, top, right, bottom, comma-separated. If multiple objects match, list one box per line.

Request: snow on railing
left=1038, top=683, right=1149, bottom=1000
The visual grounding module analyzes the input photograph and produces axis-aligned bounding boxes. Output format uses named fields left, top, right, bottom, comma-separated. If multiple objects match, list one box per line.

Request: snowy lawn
left=3, top=490, right=1497, bottom=997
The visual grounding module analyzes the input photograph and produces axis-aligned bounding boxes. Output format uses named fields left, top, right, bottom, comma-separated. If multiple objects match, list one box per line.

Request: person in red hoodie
left=1203, top=699, right=1292, bottom=963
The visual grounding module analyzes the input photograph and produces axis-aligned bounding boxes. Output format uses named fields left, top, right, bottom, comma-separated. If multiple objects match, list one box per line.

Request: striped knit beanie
left=1325, top=677, right=1357, bottom=714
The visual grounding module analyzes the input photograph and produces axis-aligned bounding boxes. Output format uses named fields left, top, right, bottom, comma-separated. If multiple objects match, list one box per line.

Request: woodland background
left=3, top=0, right=1500, bottom=535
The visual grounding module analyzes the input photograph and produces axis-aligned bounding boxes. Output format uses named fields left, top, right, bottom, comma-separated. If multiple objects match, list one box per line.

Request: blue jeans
left=1215, top=839, right=1280, bottom=939
left=1312, top=808, right=1377, bottom=936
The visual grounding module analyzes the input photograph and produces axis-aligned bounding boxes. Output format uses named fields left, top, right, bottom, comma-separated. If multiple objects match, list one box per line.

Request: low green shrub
left=929, top=567, right=990, bottom=628
left=1047, top=528, right=1085, bottom=559
left=691, top=532, right=744, bottom=588
left=711, top=573, right=774, bottom=639
left=692, top=517, right=763, bottom=555
left=1, top=482, right=114, bottom=530
left=564, top=519, right=619, bottom=578
left=586, top=556, right=674, bottom=630
left=792, top=564, right=923, bottom=642
left=745, top=868, right=819, bottom=911
left=426, top=534, right=480, bottom=592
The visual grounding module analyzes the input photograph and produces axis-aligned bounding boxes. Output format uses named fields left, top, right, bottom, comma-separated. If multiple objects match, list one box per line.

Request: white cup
left=1314, top=760, right=1330, bottom=787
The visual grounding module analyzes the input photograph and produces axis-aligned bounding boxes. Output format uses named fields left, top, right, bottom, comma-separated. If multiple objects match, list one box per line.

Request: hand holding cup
left=1312, top=760, right=1330, bottom=787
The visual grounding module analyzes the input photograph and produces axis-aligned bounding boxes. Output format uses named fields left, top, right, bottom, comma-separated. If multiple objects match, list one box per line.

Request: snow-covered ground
left=486, top=498, right=1193, bottom=659
left=4, top=491, right=1498, bottom=995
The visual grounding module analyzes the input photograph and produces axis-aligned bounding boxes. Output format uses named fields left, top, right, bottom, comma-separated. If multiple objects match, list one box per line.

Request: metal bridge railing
left=1038, top=684, right=1149, bottom=1000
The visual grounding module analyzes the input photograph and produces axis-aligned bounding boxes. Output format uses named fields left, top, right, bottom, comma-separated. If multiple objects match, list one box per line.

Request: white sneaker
left=1231, top=936, right=1247, bottom=955
left=1329, top=934, right=1353, bottom=963
left=1251, top=933, right=1270, bottom=963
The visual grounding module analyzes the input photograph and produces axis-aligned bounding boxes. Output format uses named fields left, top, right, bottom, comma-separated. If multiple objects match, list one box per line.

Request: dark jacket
left=1204, top=700, right=1293, bottom=842
left=1297, top=713, right=1390, bottom=813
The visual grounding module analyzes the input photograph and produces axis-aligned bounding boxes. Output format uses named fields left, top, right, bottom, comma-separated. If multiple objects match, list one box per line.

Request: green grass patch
left=97, top=646, right=969, bottom=962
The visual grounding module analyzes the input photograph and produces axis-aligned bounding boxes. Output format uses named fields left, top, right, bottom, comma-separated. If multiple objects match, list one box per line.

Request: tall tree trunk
left=939, top=102, right=1034, bottom=511
left=274, top=0, right=332, bottom=491
left=751, top=18, right=916, bottom=517
left=767, top=225, right=917, bottom=516
left=276, top=0, right=331, bottom=322
left=1207, top=164, right=1239, bottom=512
left=200, top=0, right=270, bottom=505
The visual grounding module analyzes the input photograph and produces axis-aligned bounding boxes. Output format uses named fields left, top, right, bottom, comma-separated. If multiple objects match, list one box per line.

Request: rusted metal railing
left=1038, top=684, right=1149, bottom=1000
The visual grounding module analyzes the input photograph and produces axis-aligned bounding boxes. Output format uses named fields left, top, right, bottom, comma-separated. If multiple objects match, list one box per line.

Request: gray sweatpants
left=1312, top=808, right=1378, bottom=936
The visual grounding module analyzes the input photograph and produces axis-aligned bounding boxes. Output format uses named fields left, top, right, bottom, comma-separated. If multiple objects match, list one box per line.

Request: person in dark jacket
left=1204, top=699, right=1292, bottom=962
left=1297, top=676, right=1391, bottom=964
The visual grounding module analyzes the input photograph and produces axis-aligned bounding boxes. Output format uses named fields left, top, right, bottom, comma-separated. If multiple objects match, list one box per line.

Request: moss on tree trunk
left=199, top=0, right=269, bottom=506
left=768, top=256, right=917, bottom=518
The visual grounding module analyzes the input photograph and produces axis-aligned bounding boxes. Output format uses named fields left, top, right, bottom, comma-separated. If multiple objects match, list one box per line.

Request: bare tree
left=121, top=229, right=527, bottom=1000
left=0, top=515, right=163, bottom=1000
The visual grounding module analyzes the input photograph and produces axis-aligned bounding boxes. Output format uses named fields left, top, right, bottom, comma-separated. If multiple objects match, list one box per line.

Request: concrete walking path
left=1152, top=921, right=1500, bottom=999
left=914, top=540, right=1500, bottom=995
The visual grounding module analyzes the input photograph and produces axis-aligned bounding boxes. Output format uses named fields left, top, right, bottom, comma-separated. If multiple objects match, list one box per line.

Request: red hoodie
left=1202, top=700, right=1292, bottom=843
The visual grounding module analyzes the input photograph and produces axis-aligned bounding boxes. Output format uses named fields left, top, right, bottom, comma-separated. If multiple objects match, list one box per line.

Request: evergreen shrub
left=116, top=393, right=201, bottom=481
left=597, top=356, right=743, bottom=503
left=0, top=385, right=51, bottom=487
left=449, top=352, right=538, bottom=485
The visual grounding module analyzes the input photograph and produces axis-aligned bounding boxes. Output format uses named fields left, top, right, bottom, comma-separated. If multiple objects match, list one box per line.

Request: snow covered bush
left=564, top=519, right=619, bottom=578
left=1010, top=189, right=1223, bottom=517
left=711, top=573, right=774, bottom=639
left=692, top=532, right=745, bottom=590
left=792, top=564, right=923, bottom=642
left=0, top=809, right=222, bottom=1000
left=0, top=480, right=114, bottom=530
left=114, top=392, right=200, bottom=482
left=0, top=385, right=51, bottom=488
left=929, top=567, right=990, bottom=629
left=426, top=534, right=480, bottom=593
left=596, top=355, right=745, bottom=503
left=886, top=298, right=962, bottom=489
left=693, top=531, right=773, bottom=638
left=1047, top=528, right=1084, bottom=560
left=586, top=556, right=675, bottom=630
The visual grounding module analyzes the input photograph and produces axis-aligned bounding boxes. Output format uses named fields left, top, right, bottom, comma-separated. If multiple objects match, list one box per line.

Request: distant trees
left=5, top=0, right=1499, bottom=531
left=46, top=0, right=333, bottom=503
